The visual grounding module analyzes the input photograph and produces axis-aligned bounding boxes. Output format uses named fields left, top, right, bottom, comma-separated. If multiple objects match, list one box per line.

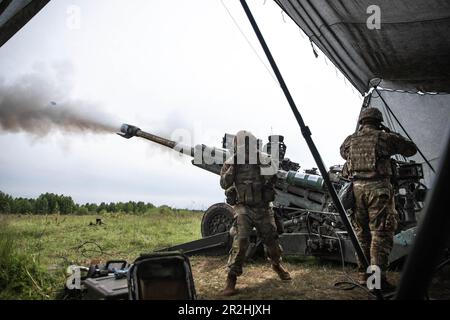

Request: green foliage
left=0, top=191, right=157, bottom=215
left=0, top=191, right=12, bottom=213
left=11, top=198, right=33, bottom=214
left=77, top=207, right=89, bottom=215
left=0, top=212, right=202, bottom=299
left=0, top=223, right=57, bottom=299
left=35, top=195, right=49, bottom=214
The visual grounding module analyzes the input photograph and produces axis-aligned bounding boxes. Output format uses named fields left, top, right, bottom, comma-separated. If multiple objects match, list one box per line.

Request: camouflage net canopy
left=370, top=89, right=450, bottom=186
left=276, top=0, right=450, bottom=94
left=276, top=0, right=450, bottom=186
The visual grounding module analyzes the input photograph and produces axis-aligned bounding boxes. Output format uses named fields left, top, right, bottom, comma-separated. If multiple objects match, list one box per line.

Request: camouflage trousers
left=227, top=204, right=282, bottom=277
left=351, top=178, right=398, bottom=273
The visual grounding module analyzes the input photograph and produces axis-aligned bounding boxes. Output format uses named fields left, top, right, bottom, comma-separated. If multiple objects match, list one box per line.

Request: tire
left=201, top=203, right=235, bottom=237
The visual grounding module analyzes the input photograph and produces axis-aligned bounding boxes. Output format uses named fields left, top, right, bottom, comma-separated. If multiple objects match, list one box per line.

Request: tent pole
left=238, top=0, right=383, bottom=299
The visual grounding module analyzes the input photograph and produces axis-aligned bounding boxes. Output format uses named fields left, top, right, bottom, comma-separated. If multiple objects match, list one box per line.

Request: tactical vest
left=348, top=130, right=382, bottom=178
left=234, top=164, right=264, bottom=206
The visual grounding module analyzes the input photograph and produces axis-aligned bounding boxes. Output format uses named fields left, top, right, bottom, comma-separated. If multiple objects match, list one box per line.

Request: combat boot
left=222, top=274, right=237, bottom=296
left=272, top=263, right=292, bottom=281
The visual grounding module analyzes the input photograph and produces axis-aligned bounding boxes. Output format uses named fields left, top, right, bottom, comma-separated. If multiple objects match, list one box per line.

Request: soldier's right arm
left=386, top=132, right=418, bottom=157
left=220, top=163, right=235, bottom=190
left=340, top=135, right=352, bottom=160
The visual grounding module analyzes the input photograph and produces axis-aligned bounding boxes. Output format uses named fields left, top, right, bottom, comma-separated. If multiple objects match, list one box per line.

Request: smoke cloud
left=0, top=65, right=119, bottom=137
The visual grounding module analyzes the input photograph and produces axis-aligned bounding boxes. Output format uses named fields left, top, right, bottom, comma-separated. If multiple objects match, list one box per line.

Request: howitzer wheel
left=201, top=203, right=234, bottom=237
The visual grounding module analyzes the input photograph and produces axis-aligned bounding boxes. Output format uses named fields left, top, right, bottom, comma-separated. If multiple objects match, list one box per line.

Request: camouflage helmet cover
left=234, top=130, right=258, bottom=155
left=359, top=107, right=383, bottom=123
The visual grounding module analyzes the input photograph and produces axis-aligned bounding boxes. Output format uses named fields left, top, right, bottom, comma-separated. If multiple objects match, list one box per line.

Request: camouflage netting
left=276, top=0, right=450, bottom=186
left=370, top=89, right=450, bottom=186
left=276, top=0, right=450, bottom=93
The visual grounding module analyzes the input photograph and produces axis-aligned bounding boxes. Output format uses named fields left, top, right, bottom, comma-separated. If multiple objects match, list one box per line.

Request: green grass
left=6, top=210, right=448, bottom=300
left=0, top=223, right=59, bottom=299
left=0, top=209, right=202, bottom=300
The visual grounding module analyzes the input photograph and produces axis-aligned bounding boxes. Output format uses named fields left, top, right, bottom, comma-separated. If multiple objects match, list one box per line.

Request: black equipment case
left=128, top=251, right=196, bottom=300
left=83, top=275, right=128, bottom=300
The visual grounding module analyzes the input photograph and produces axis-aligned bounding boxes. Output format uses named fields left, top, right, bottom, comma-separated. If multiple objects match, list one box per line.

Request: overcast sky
left=0, top=0, right=363, bottom=209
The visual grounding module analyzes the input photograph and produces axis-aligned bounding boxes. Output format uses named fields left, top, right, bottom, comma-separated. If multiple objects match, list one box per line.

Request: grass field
left=0, top=209, right=202, bottom=299
left=1, top=212, right=449, bottom=300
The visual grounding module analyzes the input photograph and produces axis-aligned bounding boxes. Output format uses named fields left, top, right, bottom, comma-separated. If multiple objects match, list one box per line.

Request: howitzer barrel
left=118, top=124, right=194, bottom=157
left=138, top=131, right=177, bottom=149
left=118, top=123, right=327, bottom=193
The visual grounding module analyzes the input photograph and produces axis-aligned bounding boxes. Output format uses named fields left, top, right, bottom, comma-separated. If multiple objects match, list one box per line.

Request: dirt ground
left=189, top=256, right=401, bottom=300
left=3, top=214, right=448, bottom=300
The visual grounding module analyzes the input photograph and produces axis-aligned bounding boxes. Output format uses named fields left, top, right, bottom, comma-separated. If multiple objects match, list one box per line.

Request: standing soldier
left=220, top=130, right=291, bottom=296
left=340, top=108, right=417, bottom=289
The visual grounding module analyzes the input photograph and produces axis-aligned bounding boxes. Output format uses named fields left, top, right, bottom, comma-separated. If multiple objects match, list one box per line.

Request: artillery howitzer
left=118, top=124, right=426, bottom=265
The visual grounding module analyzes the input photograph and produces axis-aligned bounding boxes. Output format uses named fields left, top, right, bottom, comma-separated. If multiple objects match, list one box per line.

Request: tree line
left=0, top=191, right=157, bottom=215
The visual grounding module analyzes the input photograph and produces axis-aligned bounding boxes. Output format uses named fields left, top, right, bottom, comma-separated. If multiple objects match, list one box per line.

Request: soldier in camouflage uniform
left=340, top=108, right=417, bottom=289
left=220, top=130, right=291, bottom=296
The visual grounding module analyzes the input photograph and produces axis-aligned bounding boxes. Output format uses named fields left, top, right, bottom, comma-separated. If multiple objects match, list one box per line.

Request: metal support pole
left=238, top=0, right=382, bottom=297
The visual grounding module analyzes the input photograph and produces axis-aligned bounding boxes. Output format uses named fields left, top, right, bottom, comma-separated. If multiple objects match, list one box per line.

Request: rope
left=377, top=86, right=450, bottom=96
left=332, top=232, right=376, bottom=296
left=72, top=241, right=106, bottom=258
left=374, top=87, right=436, bottom=173
left=374, top=91, right=407, bottom=162
left=219, top=0, right=277, bottom=83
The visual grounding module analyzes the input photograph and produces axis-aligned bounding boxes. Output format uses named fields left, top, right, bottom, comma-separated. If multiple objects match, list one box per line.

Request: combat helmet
left=359, top=107, right=383, bottom=124
left=234, top=130, right=259, bottom=163
left=234, top=130, right=257, bottom=150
